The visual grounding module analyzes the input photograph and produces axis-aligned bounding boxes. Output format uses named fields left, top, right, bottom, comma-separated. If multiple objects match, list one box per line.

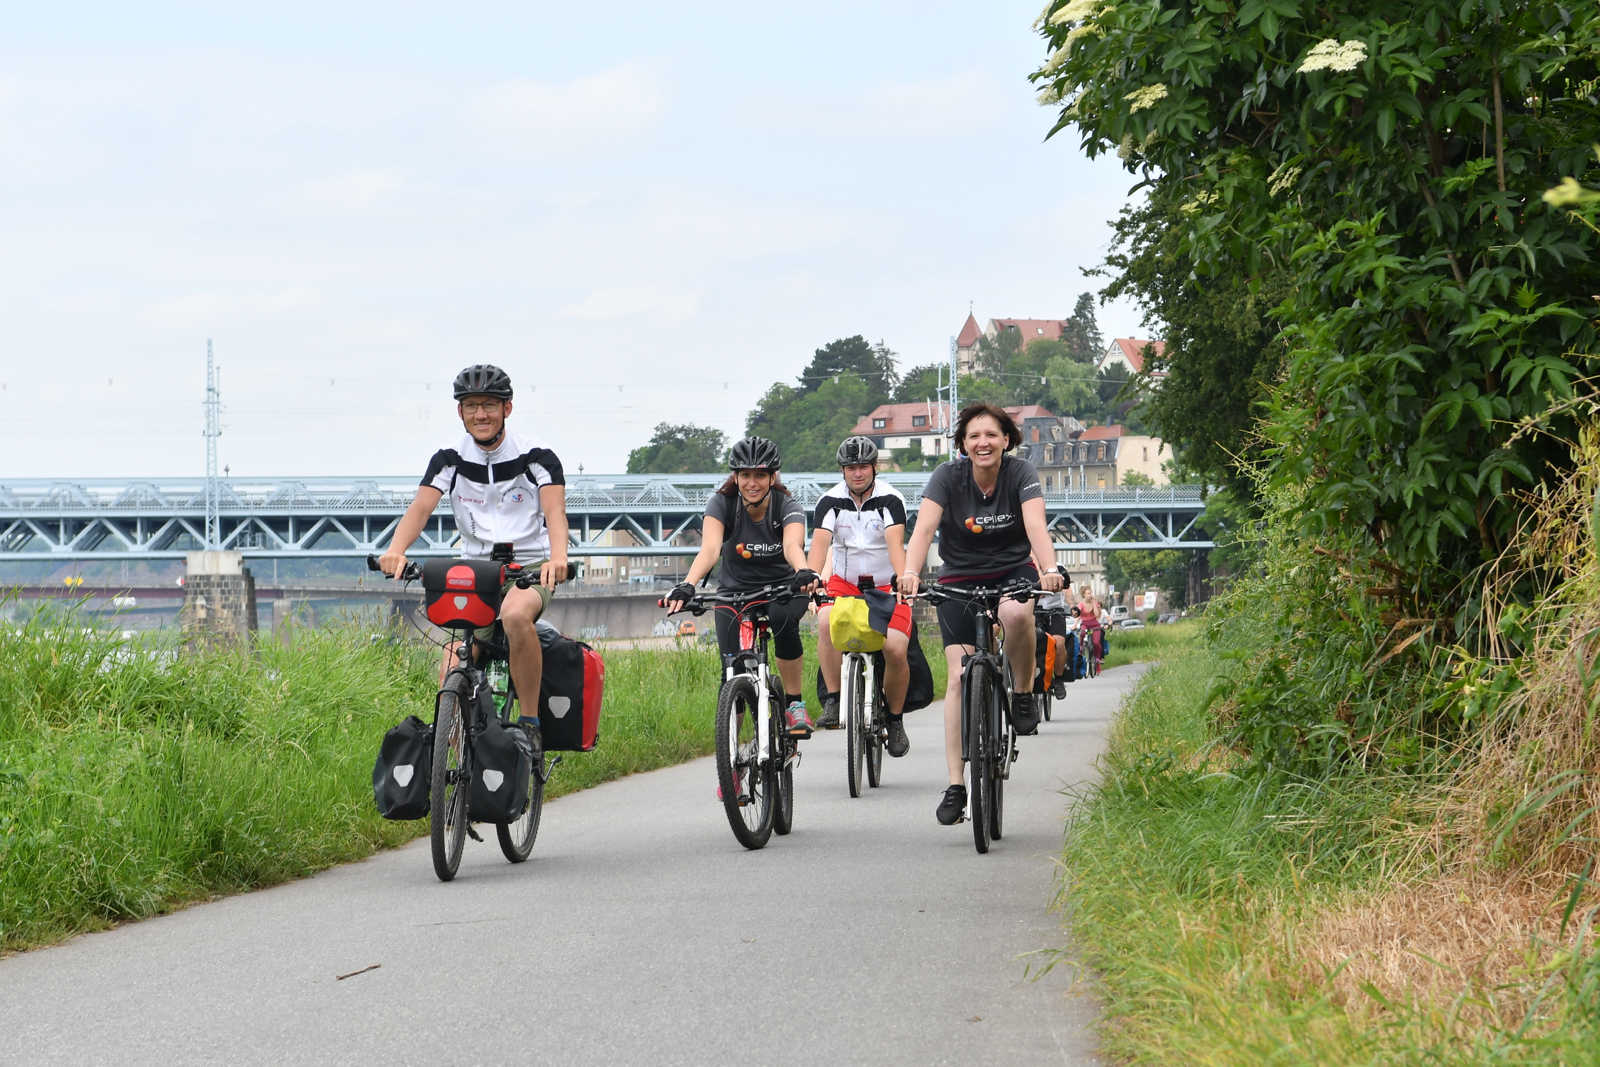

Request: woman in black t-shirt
left=664, top=436, right=821, bottom=737
left=898, top=403, right=1065, bottom=826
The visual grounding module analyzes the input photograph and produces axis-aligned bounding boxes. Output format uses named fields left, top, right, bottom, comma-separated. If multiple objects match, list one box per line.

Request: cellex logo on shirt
left=965, top=513, right=1015, bottom=533
left=736, top=542, right=782, bottom=558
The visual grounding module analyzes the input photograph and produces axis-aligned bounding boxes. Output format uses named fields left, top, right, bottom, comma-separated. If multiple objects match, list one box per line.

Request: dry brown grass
left=1287, top=876, right=1586, bottom=1028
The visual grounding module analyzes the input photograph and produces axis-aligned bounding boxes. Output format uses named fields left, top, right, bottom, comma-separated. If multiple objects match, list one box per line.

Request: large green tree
left=626, top=423, right=728, bottom=474
left=746, top=373, right=876, bottom=471
left=1035, top=0, right=1600, bottom=575
left=798, top=336, right=899, bottom=405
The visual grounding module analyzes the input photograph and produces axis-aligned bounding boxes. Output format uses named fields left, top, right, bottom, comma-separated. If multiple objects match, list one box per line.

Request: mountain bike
left=369, top=553, right=564, bottom=882
left=916, top=577, right=1041, bottom=854
left=668, top=583, right=802, bottom=850
left=839, top=641, right=886, bottom=797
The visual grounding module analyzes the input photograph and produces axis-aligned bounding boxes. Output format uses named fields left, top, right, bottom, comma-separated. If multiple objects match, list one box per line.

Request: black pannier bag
left=421, top=558, right=506, bottom=631
left=536, top=623, right=604, bottom=751
left=468, top=716, right=532, bottom=823
left=902, top=620, right=935, bottom=712
left=373, top=715, right=433, bottom=820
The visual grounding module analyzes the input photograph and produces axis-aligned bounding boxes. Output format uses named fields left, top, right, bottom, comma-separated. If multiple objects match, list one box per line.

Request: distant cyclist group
left=376, top=364, right=1110, bottom=874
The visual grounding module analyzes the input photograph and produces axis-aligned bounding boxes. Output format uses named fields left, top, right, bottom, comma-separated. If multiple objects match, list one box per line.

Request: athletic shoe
left=1051, top=676, right=1068, bottom=700
left=516, top=718, right=543, bottom=765
left=884, top=715, right=909, bottom=757
left=815, top=693, right=841, bottom=730
left=1011, top=693, right=1041, bottom=735
left=785, top=701, right=815, bottom=738
left=717, top=741, right=757, bottom=801
left=936, top=784, right=967, bottom=825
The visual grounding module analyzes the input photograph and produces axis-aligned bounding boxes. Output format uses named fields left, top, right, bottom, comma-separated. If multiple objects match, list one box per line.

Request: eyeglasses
left=460, top=400, right=504, bottom=414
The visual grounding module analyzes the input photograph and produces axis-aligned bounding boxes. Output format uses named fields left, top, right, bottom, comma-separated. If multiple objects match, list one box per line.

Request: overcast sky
left=0, top=1, right=1147, bottom=478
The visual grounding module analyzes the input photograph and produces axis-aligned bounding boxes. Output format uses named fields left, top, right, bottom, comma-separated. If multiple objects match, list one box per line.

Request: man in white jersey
left=379, top=364, right=570, bottom=749
left=807, top=436, right=913, bottom=757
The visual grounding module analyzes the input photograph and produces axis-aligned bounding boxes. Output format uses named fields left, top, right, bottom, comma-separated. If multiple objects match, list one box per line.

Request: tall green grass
left=1061, top=632, right=1600, bottom=1065
left=0, top=608, right=720, bottom=952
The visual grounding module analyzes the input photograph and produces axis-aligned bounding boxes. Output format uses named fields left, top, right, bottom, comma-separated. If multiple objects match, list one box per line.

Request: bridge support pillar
left=183, top=551, right=259, bottom=648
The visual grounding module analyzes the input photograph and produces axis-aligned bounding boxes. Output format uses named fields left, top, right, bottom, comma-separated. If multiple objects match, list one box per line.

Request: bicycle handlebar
left=659, top=583, right=805, bottom=617
left=366, top=554, right=423, bottom=582
left=364, top=554, right=577, bottom=585
left=911, top=578, right=1046, bottom=606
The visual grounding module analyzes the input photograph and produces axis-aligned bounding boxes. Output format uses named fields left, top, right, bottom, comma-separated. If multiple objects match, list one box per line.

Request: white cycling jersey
left=813, top=478, right=907, bottom=588
left=420, top=430, right=565, bottom=562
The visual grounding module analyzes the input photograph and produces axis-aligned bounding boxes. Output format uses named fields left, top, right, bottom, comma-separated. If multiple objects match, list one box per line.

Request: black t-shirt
left=705, top=490, right=807, bottom=590
left=922, top=455, right=1044, bottom=577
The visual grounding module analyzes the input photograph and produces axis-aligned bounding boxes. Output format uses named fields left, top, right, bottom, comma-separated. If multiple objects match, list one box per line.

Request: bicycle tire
left=964, top=659, right=994, bottom=854
left=845, top=656, right=866, bottom=798
left=865, top=682, right=884, bottom=789
left=496, top=710, right=543, bottom=863
left=771, top=677, right=794, bottom=836
left=989, top=703, right=1006, bottom=841
left=715, top=675, right=774, bottom=849
left=430, top=679, right=471, bottom=881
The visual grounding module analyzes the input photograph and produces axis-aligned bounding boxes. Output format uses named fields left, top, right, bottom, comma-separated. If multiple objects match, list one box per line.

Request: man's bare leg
left=500, top=584, right=546, bottom=721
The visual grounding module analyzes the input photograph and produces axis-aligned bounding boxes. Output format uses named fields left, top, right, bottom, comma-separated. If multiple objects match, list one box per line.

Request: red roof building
left=1098, top=338, right=1167, bottom=378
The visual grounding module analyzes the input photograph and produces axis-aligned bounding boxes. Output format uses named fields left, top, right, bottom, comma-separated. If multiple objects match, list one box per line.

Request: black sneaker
left=1011, top=693, right=1041, bottom=735
left=1051, top=676, right=1068, bottom=700
left=936, top=784, right=967, bottom=825
left=884, top=715, right=909, bottom=757
left=815, top=693, right=841, bottom=730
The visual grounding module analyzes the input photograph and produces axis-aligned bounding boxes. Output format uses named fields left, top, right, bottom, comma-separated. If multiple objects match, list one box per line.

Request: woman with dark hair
left=664, top=436, right=821, bottom=737
left=898, top=402, right=1065, bottom=826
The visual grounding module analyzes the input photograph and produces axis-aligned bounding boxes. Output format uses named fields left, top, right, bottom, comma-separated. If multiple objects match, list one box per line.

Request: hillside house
left=1097, top=338, right=1167, bottom=380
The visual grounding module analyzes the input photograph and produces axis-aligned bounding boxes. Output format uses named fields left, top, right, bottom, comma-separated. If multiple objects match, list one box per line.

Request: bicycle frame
left=722, top=617, right=776, bottom=767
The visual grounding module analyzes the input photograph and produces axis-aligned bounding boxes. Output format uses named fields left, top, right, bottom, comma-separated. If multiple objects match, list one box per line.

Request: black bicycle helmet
left=728, top=435, right=781, bottom=471
left=836, top=435, right=878, bottom=466
left=453, top=364, right=514, bottom=401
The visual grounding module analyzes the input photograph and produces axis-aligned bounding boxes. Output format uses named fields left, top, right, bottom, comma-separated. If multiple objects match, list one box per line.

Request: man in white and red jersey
left=807, top=435, right=913, bottom=757
left=379, top=364, right=569, bottom=751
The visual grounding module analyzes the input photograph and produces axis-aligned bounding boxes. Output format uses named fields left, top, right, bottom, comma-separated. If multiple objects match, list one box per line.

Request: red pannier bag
left=536, top=624, right=604, bottom=751
left=421, top=559, right=505, bottom=630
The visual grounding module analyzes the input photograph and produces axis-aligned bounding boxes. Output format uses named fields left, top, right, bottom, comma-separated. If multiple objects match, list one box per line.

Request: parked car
left=1158, top=613, right=1179, bottom=625
left=1117, top=618, right=1145, bottom=631
left=1109, top=604, right=1130, bottom=621
left=676, top=620, right=697, bottom=637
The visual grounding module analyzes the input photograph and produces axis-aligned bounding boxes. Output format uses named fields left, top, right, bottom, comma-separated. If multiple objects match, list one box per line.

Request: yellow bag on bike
left=830, top=592, right=888, bottom=653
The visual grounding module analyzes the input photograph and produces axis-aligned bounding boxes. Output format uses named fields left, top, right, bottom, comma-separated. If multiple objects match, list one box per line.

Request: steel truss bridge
left=0, top=475, right=1213, bottom=563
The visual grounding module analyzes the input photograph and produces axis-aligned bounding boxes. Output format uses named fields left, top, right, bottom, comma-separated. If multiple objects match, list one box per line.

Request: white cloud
left=469, top=64, right=670, bottom=156
left=736, top=70, right=1009, bottom=140
left=560, top=283, right=701, bottom=321
left=292, top=169, right=410, bottom=214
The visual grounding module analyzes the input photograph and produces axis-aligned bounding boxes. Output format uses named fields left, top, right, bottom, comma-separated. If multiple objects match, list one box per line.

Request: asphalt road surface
left=1, top=664, right=1143, bottom=1066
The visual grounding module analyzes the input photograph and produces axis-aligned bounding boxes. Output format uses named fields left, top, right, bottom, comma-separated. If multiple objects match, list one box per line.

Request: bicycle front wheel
left=716, top=675, right=774, bottom=849
left=845, top=656, right=866, bottom=798
left=430, top=680, right=471, bottom=881
left=865, top=684, right=884, bottom=789
left=963, top=659, right=995, bottom=854
left=989, top=705, right=1007, bottom=841
left=496, top=727, right=543, bottom=863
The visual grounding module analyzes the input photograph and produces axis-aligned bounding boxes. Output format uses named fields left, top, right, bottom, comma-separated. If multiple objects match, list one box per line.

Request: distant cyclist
left=898, top=402, right=1064, bottom=826
left=1077, top=589, right=1104, bottom=669
left=379, top=364, right=569, bottom=756
left=808, top=435, right=913, bottom=757
left=1034, top=571, right=1073, bottom=699
left=664, top=437, right=820, bottom=736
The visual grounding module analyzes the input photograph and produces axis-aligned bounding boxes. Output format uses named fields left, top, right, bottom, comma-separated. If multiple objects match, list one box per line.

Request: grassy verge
left=0, top=612, right=719, bottom=953
left=1061, top=633, right=1600, bottom=1065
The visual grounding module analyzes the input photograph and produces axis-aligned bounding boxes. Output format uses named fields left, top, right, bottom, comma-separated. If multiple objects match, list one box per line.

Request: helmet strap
left=472, top=426, right=505, bottom=451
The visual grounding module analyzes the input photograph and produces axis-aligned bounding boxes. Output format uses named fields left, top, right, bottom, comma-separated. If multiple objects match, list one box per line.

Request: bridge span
left=0, top=474, right=1213, bottom=563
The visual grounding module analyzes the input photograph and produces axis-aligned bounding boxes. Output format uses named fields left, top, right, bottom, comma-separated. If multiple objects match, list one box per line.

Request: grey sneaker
left=815, top=693, right=841, bottom=730
left=884, top=715, right=909, bottom=757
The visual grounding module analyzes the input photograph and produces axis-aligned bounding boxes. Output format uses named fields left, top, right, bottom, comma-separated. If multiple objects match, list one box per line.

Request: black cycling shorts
left=1042, top=611, right=1068, bottom=638
left=713, top=591, right=808, bottom=663
left=934, top=563, right=1039, bottom=648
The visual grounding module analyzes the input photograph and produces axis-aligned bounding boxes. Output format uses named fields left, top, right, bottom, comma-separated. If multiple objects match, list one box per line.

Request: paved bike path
left=1, top=665, right=1143, bottom=1066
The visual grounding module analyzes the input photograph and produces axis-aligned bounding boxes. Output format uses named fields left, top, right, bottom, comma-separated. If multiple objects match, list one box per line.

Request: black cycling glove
left=667, top=582, right=697, bottom=608
left=790, top=569, right=822, bottom=593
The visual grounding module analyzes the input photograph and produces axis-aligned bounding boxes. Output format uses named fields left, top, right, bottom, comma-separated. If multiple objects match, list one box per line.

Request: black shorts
left=1042, top=612, right=1068, bottom=638
left=934, top=563, right=1039, bottom=648
left=713, top=591, right=807, bottom=663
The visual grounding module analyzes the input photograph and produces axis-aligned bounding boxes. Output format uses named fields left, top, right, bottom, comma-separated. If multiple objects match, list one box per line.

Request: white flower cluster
left=1268, top=164, right=1303, bottom=196
left=1124, top=83, right=1168, bottom=112
left=1050, top=0, right=1103, bottom=24
left=1297, top=38, right=1368, bottom=73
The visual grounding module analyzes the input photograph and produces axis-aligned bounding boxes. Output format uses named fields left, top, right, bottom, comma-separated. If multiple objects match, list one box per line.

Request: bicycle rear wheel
left=430, top=678, right=471, bottom=881
left=963, top=659, right=994, bottom=854
left=496, top=712, right=543, bottom=863
left=716, top=675, right=774, bottom=849
left=845, top=656, right=866, bottom=798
